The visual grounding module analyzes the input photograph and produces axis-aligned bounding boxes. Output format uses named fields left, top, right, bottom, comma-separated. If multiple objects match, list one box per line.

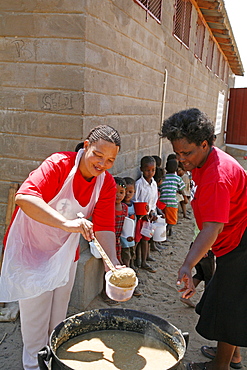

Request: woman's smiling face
left=79, top=139, right=119, bottom=180
left=172, top=138, right=211, bottom=171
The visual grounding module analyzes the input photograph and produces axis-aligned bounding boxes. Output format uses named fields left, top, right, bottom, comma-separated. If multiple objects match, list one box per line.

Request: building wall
left=1, top=1, right=86, bottom=238
left=1, top=0, right=233, bottom=307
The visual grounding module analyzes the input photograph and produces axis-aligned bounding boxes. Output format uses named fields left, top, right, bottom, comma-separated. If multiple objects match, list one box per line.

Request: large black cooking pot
left=38, top=308, right=189, bottom=370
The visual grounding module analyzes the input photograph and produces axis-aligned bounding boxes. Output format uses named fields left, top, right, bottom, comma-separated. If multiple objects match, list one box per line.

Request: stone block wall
left=1, top=1, right=87, bottom=240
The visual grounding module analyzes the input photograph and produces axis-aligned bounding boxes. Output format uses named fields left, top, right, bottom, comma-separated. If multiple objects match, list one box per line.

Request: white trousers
left=19, top=261, right=78, bottom=370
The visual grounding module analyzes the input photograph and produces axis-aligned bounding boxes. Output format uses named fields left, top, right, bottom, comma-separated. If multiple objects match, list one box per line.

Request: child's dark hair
left=151, top=155, right=162, bottom=167
left=166, top=153, right=177, bottom=162
left=75, top=125, right=121, bottom=152
left=153, top=167, right=164, bottom=183
left=166, top=159, right=178, bottom=173
left=123, top=177, right=135, bottom=187
left=114, top=177, right=127, bottom=188
left=140, top=156, right=156, bottom=168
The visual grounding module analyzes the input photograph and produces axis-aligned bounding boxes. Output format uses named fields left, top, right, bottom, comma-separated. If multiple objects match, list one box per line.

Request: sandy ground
left=1, top=204, right=247, bottom=370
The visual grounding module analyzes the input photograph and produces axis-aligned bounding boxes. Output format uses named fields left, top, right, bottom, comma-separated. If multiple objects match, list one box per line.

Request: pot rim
left=48, top=308, right=188, bottom=370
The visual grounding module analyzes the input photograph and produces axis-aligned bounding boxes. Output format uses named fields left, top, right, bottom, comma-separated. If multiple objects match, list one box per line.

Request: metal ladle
left=76, top=213, right=136, bottom=286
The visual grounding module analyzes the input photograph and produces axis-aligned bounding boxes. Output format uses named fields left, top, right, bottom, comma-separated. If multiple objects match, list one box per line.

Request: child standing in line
left=121, top=177, right=142, bottom=297
left=101, top=176, right=128, bottom=306
left=114, top=177, right=128, bottom=264
left=154, top=167, right=166, bottom=213
left=150, top=167, right=166, bottom=251
left=121, top=177, right=136, bottom=269
left=134, top=156, right=158, bottom=273
left=177, top=166, right=191, bottom=219
left=160, top=159, right=188, bottom=237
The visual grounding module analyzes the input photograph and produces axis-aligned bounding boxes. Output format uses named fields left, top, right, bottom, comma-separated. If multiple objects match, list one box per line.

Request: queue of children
left=101, top=152, right=193, bottom=305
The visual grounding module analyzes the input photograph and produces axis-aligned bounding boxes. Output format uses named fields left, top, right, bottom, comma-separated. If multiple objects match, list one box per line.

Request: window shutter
left=195, top=17, right=205, bottom=60
left=206, top=36, right=214, bottom=70
left=174, top=0, right=192, bottom=47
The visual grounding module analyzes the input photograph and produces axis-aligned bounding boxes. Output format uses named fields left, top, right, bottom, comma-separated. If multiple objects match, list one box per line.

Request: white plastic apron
left=0, top=149, right=105, bottom=302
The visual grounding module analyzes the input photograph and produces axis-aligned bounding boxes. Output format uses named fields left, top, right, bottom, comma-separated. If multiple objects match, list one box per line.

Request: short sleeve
left=16, top=153, right=75, bottom=202
left=195, top=181, right=230, bottom=224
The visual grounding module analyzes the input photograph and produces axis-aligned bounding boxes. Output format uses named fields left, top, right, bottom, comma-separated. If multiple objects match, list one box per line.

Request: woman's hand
left=62, top=218, right=94, bottom=241
left=176, top=264, right=196, bottom=299
left=176, top=222, right=224, bottom=298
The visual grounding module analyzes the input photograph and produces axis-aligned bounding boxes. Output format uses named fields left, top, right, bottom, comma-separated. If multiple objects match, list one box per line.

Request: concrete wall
left=1, top=0, right=234, bottom=309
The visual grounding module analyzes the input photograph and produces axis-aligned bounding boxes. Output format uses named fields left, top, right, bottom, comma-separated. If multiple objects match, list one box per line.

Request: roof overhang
left=194, top=0, right=244, bottom=76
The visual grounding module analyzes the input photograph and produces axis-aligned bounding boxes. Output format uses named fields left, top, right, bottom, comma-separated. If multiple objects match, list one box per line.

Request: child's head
left=151, top=155, right=162, bottom=168
left=166, top=153, right=177, bottom=162
left=123, top=177, right=135, bottom=203
left=166, top=159, right=178, bottom=174
left=140, top=156, right=156, bottom=183
left=114, top=177, right=126, bottom=204
left=153, top=167, right=164, bottom=186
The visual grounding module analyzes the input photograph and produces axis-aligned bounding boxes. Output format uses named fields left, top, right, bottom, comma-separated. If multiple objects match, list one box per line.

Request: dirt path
left=1, top=206, right=246, bottom=369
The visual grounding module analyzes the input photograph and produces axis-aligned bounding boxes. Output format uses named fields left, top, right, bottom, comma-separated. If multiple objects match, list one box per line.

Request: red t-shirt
left=4, top=152, right=116, bottom=260
left=191, top=147, right=247, bottom=257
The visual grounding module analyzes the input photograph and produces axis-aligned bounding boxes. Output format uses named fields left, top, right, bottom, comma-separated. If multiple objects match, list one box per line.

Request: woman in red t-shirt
left=162, top=108, right=247, bottom=370
left=0, top=125, right=121, bottom=370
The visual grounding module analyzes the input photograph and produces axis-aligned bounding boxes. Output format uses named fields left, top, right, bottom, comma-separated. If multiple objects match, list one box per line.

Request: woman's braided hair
left=75, top=125, right=121, bottom=152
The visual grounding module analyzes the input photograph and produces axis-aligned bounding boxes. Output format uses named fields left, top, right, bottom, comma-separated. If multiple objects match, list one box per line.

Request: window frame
left=134, top=0, right=163, bottom=23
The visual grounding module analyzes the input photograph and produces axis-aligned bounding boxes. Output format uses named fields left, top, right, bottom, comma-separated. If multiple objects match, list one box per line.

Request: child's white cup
left=121, top=217, right=135, bottom=238
left=140, top=221, right=154, bottom=238
left=153, top=218, right=167, bottom=242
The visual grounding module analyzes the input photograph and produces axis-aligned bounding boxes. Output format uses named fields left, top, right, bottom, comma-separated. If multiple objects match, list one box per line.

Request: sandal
left=201, top=346, right=243, bottom=369
left=147, top=256, right=156, bottom=262
left=186, top=362, right=211, bottom=370
left=141, top=264, right=156, bottom=273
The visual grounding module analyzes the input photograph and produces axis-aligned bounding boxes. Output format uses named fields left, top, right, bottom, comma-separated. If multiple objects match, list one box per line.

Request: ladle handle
left=92, top=237, right=116, bottom=272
